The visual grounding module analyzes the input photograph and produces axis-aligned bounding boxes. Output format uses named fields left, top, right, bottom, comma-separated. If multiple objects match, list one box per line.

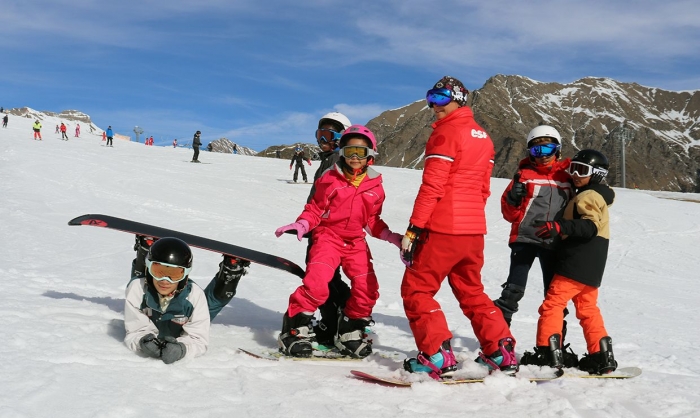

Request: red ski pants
left=401, top=232, right=513, bottom=355
left=288, top=232, right=378, bottom=319
left=536, top=274, right=608, bottom=354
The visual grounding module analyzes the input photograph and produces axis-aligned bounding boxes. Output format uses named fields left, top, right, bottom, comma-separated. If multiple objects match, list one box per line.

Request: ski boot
left=278, top=312, right=315, bottom=358
left=476, top=337, right=519, bottom=375
left=212, top=255, right=249, bottom=303
left=404, top=340, right=458, bottom=380
left=132, top=235, right=158, bottom=278
left=520, top=334, right=564, bottom=370
left=334, top=312, right=374, bottom=358
left=578, top=336, right=617, bottom=375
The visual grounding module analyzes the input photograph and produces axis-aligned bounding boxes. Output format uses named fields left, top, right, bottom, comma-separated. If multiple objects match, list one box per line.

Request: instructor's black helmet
left=571, top=149, right=609, bottom=184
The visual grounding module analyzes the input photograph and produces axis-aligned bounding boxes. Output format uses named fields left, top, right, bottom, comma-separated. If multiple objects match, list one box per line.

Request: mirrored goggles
left=568, top=161, right=608, bottom=178
left=146, top=259, right=191, bottom=283
left=315, top=128, right=342, bottom=144
left=529, top=143, right=560, bottom=158
left=341, top=145, right=375, bottom=160
left=426, top=88, right=452, bottom=108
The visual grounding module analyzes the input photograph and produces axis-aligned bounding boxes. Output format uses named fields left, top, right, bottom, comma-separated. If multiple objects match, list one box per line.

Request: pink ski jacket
left=298, top=164, right=389, bottom=242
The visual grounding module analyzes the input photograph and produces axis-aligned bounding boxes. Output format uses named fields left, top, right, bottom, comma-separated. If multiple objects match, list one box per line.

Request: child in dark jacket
left=520, top=149, right=618, bottom=375
left=306, top=112, right=353, bottom=346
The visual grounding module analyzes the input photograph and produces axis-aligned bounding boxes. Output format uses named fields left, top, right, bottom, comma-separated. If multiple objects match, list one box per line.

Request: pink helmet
left=340, top=124, right=377, bottom=151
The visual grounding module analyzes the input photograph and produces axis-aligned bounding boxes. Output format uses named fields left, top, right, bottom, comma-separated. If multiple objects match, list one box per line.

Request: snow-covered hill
left=1, top=122, right=699, bottom=417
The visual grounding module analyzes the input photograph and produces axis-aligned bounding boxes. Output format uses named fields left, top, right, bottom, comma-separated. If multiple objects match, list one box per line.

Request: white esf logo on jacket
left=471, top=129, right=488, bottom=139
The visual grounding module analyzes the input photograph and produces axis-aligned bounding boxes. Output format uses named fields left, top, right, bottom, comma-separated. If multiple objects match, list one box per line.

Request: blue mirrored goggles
left=529, top=143, right=560, bottom=158
left=315, top=128, right=342, bottom=144
left=426, top=88, right=452, bottom=108
left=146, top=259, right=191, bottom=284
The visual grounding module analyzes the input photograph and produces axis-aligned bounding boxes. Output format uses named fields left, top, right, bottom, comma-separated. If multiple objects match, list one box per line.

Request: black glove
left=508, top=173, right=527, bottom=206
left=139, top=334, right=162, bottom=358
left=160, top=336, right=187, bottom=364
left=533, top=220, right=561, bottom=240
left=400, top=224, right=424, bottom=266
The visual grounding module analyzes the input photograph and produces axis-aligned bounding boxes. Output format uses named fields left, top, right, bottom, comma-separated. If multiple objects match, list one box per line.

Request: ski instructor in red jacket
left=400, top=76, right=518, bottom=380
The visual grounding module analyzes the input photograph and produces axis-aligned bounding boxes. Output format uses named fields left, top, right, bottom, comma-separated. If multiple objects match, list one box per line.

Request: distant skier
left=2, top=114, right=8, bottom=128
left=289, top=146, right=311, bottom=182
left=60, top=123, right=69, bottom=140
left=191, top=130, right=202, bottom=162
left=102, top=131, right=106, bottom=141
left=106, top=126, right=114, bottom=147
left=125, top=236, right=249, bottom=363
left=33, top=120, right=42, bottom=140
left=232, top=144, right=238, bottom=154
left=274, top=125, right=402, bottom=358
left=55, top=124, right=60, bottom=134
left=173, top=139, right=178, bottom=148
left=520, top=149, right=618, bottom=376
left=75, top=124, right=81, bottom=137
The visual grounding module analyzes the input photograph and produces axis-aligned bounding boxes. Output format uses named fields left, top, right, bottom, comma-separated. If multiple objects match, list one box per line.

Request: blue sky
left=2, top=1, right=699, bottom=150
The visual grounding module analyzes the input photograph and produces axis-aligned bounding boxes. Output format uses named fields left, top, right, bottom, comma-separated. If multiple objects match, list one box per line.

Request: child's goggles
left=529, top=143, right=560, bottom=158
left=341, top=145, right=376, bottom=160
left=568, top=161, right=608, bottom=178
left=146, top=259, right=191, bottom=283
left=426, top=88, right=452, bottom=108
left=315, top=129, right=342, bottom=144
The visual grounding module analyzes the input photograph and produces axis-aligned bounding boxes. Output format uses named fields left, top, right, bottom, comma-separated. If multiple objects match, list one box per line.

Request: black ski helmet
left=572, top=149, right=609, bottom=183
left=146, top=237, right=193, bottom=289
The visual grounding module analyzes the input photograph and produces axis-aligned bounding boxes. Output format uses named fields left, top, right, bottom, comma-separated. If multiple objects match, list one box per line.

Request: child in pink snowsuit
left=274, top=125, right=402, bottom=359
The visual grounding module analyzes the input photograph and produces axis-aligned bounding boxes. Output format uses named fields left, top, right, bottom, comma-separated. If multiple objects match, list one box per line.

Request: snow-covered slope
left=1, top=116, right=699, bottom=417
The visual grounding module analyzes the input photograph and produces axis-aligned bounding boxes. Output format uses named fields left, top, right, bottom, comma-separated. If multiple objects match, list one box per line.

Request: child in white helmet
left=494, top=125, right=577, bottom=365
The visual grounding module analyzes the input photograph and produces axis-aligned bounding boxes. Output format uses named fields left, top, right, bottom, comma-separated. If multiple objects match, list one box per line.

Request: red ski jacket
left=409, top=106, right=494, bottom=235
left=501, top=157, right=573, bottom=246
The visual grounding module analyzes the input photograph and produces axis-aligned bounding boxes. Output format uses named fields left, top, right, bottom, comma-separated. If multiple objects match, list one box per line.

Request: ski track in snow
left=1, top=116, right=699, bottom=417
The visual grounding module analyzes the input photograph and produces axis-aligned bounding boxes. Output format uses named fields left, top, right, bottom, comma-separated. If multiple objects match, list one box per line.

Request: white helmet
left=318, top=112, right=351, bottom=131
left=527, top=125, right=562, bottom=147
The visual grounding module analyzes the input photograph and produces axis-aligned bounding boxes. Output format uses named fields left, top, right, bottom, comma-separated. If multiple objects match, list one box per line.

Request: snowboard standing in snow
left=68, top=214, right=305, bottom=278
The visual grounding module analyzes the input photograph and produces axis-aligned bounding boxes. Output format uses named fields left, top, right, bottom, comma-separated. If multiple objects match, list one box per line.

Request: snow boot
left=578, top=336, right=617, bottom=375
left=131, top=235, right=158, bottom=278
left=404, top=339, right=458, bottom=380
left=493, top=282, right=526, bottom=327
left=520, top=334, right=564, bottom=369
left=476, top=337, right=519, bottom=375
left=334, top=312, right=373, bottom=358
left=314, top=306, right=341, bottom=348
left=212, top=255, right=249, bottom=303
left=278, top=312, right=315, bottom=358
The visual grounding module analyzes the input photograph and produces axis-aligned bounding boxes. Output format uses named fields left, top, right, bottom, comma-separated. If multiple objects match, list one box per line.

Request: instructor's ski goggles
left=146, top=259, right=191, bottom=283
left=567, top=161, right=608, bottom=178
left=426, top=88, right=453, bottom=108
left=529, top=143, right=560, bottom=158
left=340, top=145, right=376, bottom=160
left=315, top=128, right=342, bottom=144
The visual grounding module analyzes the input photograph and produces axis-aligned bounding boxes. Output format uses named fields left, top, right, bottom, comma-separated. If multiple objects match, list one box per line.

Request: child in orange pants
left=521, top=149, right=618, bottom=375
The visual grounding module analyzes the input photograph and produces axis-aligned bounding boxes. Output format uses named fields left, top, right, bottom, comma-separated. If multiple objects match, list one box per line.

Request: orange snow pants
left=536, top=274, right=608, bottom=354
left=401, top=232, right=513, bottom=355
